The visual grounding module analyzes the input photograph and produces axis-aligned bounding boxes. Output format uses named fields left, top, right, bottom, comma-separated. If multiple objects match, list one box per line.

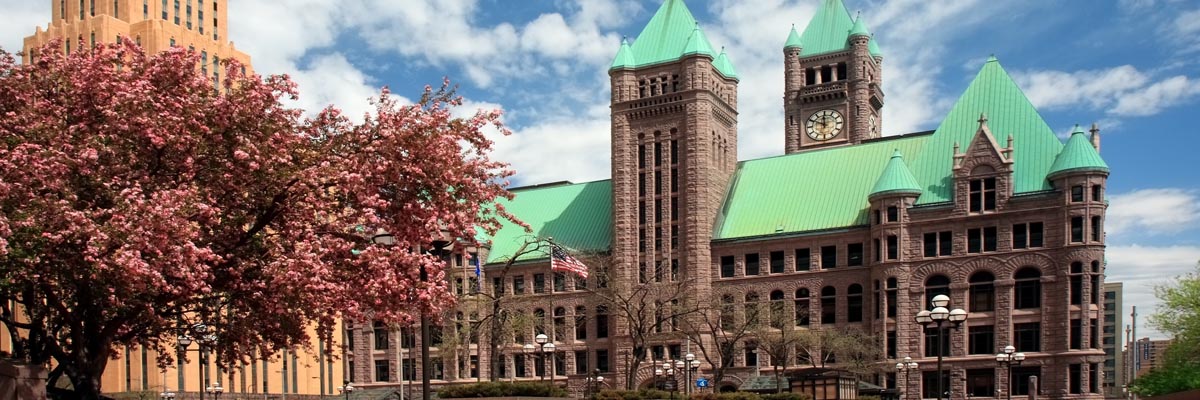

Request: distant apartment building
left=1132, top=338, right=1172, bottom=377
left=1102, top=282, right=1123, bottom=398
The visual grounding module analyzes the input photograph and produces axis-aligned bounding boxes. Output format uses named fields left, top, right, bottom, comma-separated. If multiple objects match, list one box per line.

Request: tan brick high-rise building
left=22, top=0, right=251, bottom=79
left=347, top=1, right=1111, bottom=399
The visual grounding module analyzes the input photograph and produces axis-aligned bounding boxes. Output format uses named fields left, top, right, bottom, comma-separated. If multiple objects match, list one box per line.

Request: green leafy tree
left=1131, top=261, right=1200, bottom=396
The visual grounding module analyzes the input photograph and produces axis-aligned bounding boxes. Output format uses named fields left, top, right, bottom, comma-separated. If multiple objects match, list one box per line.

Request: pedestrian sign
left=696, top=378, right=709, bottom=388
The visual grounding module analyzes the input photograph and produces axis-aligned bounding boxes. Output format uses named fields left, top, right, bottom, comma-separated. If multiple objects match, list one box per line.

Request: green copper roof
left=868, top=35, right=882, bottom=57
left=610, top=0, right=737, bottom=79
left=870, top=150, right=923, bottom=198
left=798, top=0, right=851, bottom=56
left=714, top=134, right=931, bottom=239
left=784, top=25, right=803, bottom=49
left=682, top=26, right=716, bottom=57
left=611, top=38, right=636, bottom=69
left=909, top=56, right=1064, bottom=205
left=849, top=16, right=870, bottom=37
left=483, top=181, right=612, bottom=264
left=714, top=48, right=739, bottom=80
left=1047, top=125, right=1109, bottom=178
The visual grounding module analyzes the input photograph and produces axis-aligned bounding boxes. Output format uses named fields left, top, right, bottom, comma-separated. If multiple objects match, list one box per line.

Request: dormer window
left=969, top=177, right=996, bottom=212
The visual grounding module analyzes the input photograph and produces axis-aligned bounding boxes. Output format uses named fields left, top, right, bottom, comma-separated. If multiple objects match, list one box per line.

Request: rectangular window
left=430, top=358, right=443, bottom=380
left=887, top=331, right=897, bottom=358
left=514, top=355, right=526, bottom=377
left=1070, top=319, right=1082, bottom=349
left=924, top=233, right=938, bottom=257
left=887, top=236, right=899, bottom=260
left=721, top=256, right=735, bottom=278
left=375, top=360, right=390, bottom=382
left=968, top=325, right=994, bottom=355
left=554, top=273, right=566, bottom=292
left=887, top=206, right=898, bottom=222
left=198, top=2, right=204, bottom=33
left=1071, top=276, right=1083, bottom=305
left=1091, top=318, right=1100, bottom=349
left=655, top=171, right=662, bottom=195
left=639, top=201, right=646, bottom=224
left=922, top=370, right=950, bottom=399
left=1072, top=185, right=1084, bottom=202
left=373, top=325, right=388, bottom=350
left=400, top=329, right=415, bottom=349
left=1071, top=216, right=1084, bottom=243
left=925, top=327, right=950, bottom=357
left=554, top=352, right=566, bottom=376
left=968, top=228, right=981, bottom=253
left=654, top=142, right=662, bottom=167
left=821, top=246, right=837, bottom=269
left=575, top=351, right=588, bottom=374
left=966, top=369, right=995, bottom=397
left=143, top=0, right=147, bottom=19
left=1013, top=223, right=1028, bottom=249
left=1070, top=364, right=1082, bottom=394
left=639, top=173, right=645, bottom=196
left=161, top=0, right=166, bottom=19
left=671, top=140, right=678, bottom=164
left=671, top=200, right=678, bottom=221
left=847, top=243, right=863, bottom=266
left=575, top=312, right=586, bottom=340
left=1012, top=366, right=1041, bottom=396
left=770, top=251, right=785, bottom=273
left=1092, top=185, right=1102, bottom=202
left=185, top=0, right=191, bottom=29
left=984, top=227, right=997, bottom=252
left=638, top=144, right=646, bottom=168
left=173, top=0, right=179, bottom=24
left=596, top=312, right=608, bottom=338
left=596, top=350, right=610, bottom=372
left=512, top=275, right=525, bottom=294
left=1015, top=322, right=1041, bottom=352
left=745, top=253, right=760, bottom=276
left=492, top=277, right=502, bottom=295
left=1090, top=364, right=1100, bottom=393
left=970, top=177, right=997, bottom=212
left=1092, top=216, right=1102, bottom=242
left=795, top=249, right=810, bottom=271
left=671, top=169, right=678, bottom=193
left=533, top=273, right=544, bottom=293
left=744, top=347, right=758, bottom=367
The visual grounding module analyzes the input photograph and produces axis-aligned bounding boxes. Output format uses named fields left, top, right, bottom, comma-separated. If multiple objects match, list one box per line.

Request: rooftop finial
left=1089, top=123, right=1100, bottom=136
left=978, top=112, right=988, bottom=126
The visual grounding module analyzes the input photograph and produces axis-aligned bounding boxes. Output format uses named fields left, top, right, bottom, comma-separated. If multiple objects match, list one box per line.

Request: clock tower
left=783, top=0, right=883, bottom=153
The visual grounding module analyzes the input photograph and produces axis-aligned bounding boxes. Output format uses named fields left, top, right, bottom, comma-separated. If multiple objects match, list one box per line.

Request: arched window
left=721, top=294, right=737, bottom=330
left=924, top=275, right=951, bottom=308
left=820, top=286, right=837, bottom=325
left=769, top=290, right=787, bottom=328
left=372, top=321, right=388, bottom=350
left=1091, top=261, right=1102, bottom=305
left=847, top=284, right=863, bottom=322
left=745, top=292, right=761, bottom=327
left=969, top=271, right=995, bottom=312
left=553, top=307, right=566, bottom=338
left=795, top=289, right=810, bottom=326
left=595, top=306, right=609, bottom=338
left=1014, top=267, right=1042, bottom=309
left=574, top=306, right=587, bottom=340
left=533, top=308, right=546, bottom=335
left=1071, top=262, right=1084, bottom=305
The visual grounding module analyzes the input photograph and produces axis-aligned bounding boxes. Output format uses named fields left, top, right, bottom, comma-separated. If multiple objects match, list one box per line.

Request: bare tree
left=794, top=327, right=883, bottom=376
left=680, top=292, right=761, bottom=388
left=586, top=258, right=700, bottom=389
left=755, top=300, right=805, bottom=392
left=470, top=236, right=551, bottom=381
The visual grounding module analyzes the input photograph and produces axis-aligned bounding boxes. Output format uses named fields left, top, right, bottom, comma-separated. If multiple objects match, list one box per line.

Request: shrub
left=438, top=381, right=569, bottom=398
left=762, top=393, right=811, bottom=400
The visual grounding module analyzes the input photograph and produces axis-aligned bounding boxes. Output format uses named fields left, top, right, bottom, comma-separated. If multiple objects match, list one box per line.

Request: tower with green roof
left=783, top=0, right=884, bottom=153
left=608, top=0, right=739, bottom=316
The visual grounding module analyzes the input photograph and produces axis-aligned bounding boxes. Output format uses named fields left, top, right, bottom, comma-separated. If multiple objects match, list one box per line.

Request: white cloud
left=1176, top=9, right=1200, bottom=36
left=1107, top=188, right=1200, bottom=236
left=1105, top=244, right=1200, bottom=340
left=1015, top=65, right=1200, bottom=118
left=0, top=1, right=48, bottom=58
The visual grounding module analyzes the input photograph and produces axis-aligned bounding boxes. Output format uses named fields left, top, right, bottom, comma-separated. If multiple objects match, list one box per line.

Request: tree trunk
left=66, top=367, right=105, bottom=400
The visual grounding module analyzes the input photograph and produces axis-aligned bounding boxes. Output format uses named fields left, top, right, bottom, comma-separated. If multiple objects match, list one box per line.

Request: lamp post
left=522, top=343, right=536, bottom=379
left=177, top=324, right=218, bottom=400
left=159, top=390, right=177, bottom=400
left=995, top=345, right=1026, bottom=400
left=665, top=361, right=677, bottom=400
left=338, top=381, right=355, bottom=400
left=914, top=294, right=966, bottom=400
left=688, top=357, right=700, bottom=394
left=543, top=341, right=557, bottom=385
left=895, top=356, right=918, bottom=400
left=586, top=369, right=605, bottom=398
left=205, top=383, right=224, bottom=399
left=534, top=333, right=549, bottom=381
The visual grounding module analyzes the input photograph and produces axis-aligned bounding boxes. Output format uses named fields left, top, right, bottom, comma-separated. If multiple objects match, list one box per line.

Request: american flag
left=550, top=244, right=588, bottom=279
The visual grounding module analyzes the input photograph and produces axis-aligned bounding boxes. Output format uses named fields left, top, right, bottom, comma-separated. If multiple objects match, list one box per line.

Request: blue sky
left=2, top=0, right=1198, bottom=339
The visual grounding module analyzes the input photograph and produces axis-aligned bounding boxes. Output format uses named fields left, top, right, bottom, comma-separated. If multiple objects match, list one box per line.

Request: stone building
left=22, top=0, right=252, bottom=78
left=348, top=1, right=1110, bottom=399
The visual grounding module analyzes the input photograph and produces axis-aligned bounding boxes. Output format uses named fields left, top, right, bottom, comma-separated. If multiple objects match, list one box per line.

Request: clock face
left=806, top=109, right=844, bottom=141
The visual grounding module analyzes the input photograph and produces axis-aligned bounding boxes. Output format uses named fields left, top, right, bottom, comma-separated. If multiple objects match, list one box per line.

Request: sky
left=2, top=0, right=1198, bottom=340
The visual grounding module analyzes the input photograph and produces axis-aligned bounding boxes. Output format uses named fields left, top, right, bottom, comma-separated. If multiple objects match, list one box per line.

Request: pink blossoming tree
left=0, top=40, right=519, bottom=399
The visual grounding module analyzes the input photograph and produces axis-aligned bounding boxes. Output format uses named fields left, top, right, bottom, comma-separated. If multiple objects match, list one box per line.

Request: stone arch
left=911, top=262, right=960, bottom=290
left=958, top=256, right=1007, bottom=282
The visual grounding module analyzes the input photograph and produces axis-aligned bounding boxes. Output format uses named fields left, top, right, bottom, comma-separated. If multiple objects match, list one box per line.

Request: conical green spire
left=870, top=150, right=923, bottom=199
left=1047, top=125, right=1109, bottom=178
left=784, top=24, right=803, bottom=49
left=610, top=37, right=636, bottom=70
left=849, top=16, right=870, bottom=37
left=713, top=47, right=739, bottom=80
left=622, top=0, right=699, bottom=69
left=681, top=25, right=716, bottom=57
left=798, top=0, right=855, bottom=57
left=868, top=36, right=882, bottom=57
left=908, top=56, right=1065, bottom=204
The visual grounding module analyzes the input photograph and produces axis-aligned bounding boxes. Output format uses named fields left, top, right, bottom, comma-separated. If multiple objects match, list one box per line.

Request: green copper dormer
left=797, top=0, right=855, bottom=57
left=1047, top=125, right=1109, bottom=179
left=714, top=48, right=739, bottom=80
left=610, top=37, right=636, bottom=70
left=681, top=25, right=716, bottom=57
left=784, top=25, right=803, bottom=49
left=869, top=150, right=923, bottom=200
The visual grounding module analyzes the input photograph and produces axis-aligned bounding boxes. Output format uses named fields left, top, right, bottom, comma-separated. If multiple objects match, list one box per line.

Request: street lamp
left=914, top=294, right=966, bottom=400
left=159, top=390, right=176, bottom=400
left=688, top=358, right=700, bottom=394
left=534, top=334, right=549, bottom=381
left=522, top=343, right=536, bottom=379
left=177, top=323, right=218, bottom=400
left=543, top=341, right=557, bottom=384
left=895, top=356, right=918, bottom=400
left=666, top=363, right=677, bottom=400
left=205, top=383, right=224, bottom=399
left=995, top=345, right=1026, bottom=400
left=586, top=369, right=606, bottom=398
left=338, top=381, right=355, bottom=400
